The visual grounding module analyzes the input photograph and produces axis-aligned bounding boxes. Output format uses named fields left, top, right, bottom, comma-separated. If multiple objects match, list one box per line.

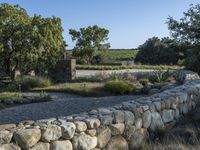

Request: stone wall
left=0, top=70, right=200, bottom=150
left=48, top=59, right=76, bottom=82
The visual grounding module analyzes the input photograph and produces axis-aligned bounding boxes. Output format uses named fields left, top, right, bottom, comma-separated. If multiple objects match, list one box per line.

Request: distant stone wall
left=0, top=70, right=200, bottom=150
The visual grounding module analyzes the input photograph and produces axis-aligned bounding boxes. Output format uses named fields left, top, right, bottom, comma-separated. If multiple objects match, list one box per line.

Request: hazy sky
left=1, top=0, right=199, bottom=49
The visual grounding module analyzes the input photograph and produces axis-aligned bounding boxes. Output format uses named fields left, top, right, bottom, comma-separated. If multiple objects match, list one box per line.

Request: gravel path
left=0, top=92, right=142, bottom=124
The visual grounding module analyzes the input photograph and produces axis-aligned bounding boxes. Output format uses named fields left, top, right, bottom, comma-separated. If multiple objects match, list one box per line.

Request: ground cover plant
left=0, top=91, right=51, bottom=106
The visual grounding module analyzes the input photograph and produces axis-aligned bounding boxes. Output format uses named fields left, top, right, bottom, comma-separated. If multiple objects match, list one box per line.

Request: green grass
left=96, top=49, right=138, bottom=61
left=76, top=64, right=181, bottom=70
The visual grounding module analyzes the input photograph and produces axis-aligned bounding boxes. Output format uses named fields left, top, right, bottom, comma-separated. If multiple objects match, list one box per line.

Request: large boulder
left=124, top=111, right=135, bottom=125
left=109, top=124, right=125, bottom=135
left=85, top=118, right=100, bottom=129
left=72, top=133, right=97, bottom=150
left=97, top=126, right=111, bottom=148
left=74, top=121, right=87, bottom=132
left=142, top=110, right=151, bottom=128
left=0, top=130, right=13, bottom=145
left=161, top=109, right=174, bottom=123
left=13, top=129, right=41, bottom=149
left=105, top=136, right=129, bottom=150
left=60, top=122, right=76, bottom=140
left=28, top=142, right=50, bottom=150
left=0, top=143, right=21, bottom=150
left=41, top=124, right=62, bottom=142
left=50, top=140, right=73, bottom=150
left=150, top=112, right=164, bottom=131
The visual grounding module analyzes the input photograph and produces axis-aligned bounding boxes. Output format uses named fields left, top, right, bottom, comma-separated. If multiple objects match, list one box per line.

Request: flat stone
left=13, top=129, right=41, bottom=149
left=97, top=126, right=111, bottom=148
left=41, top=124, right=62, bottom=142
left=124, top=111, right=135, bottom=125
left=36, top=118, right=56, bottom=125
left=150, top=112, right=164, bottom=131
left=105, top=136, right=129, bottom=150
left=129, top=128, right=148, bottom=149
left=60, top=122, right=76, bottom=140
left=0, top=124, right=16, bottom=131
left=109, top=123, right=125, bottom=135
left=142, top=110, right=151, bottom=128
left=162, top=109, right=174, bottom=123
left=0, top=130, right=13, bottom=145
left=74, top=121, right=87, bottom=132
left=72, top=133, right=97, bottom=150
left=50, top=140, right=72, bottom=150
left=29, top=142, right=50, bottom=150
left=85, top=118, right=100, bottom=129
left=0, top=143, right=21, bottom=150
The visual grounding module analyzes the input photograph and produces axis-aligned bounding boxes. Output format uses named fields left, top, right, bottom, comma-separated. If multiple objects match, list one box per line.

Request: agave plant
left=149, top=70, right=171, bottom=83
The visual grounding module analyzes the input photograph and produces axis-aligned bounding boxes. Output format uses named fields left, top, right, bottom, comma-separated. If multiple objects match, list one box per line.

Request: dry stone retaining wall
left=0, top=70, right=200, bottom=150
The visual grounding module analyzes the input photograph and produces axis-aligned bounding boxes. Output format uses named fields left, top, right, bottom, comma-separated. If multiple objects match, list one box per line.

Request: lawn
left=96, top=49, right=138, bottom=61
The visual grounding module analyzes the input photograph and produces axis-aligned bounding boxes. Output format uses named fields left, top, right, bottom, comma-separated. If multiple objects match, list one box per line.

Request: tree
left=167, top=4, right=200, bottom=73
left=134, top=37, right=184, bottom=65
left=0, top=3, right=65, bottom=78
left=69, top=25, right=110, bottom=64
left=167, top=4, right=200, bottom=45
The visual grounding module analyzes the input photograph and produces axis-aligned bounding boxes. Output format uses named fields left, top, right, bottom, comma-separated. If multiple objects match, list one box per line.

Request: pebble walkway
left=0, top=92, right=142, bottom=124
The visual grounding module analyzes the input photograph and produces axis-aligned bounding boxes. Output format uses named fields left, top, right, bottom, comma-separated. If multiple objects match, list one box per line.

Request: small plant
left=104, top=80, right=133, bottom=95
left=149, top=70, right=171, bottom=83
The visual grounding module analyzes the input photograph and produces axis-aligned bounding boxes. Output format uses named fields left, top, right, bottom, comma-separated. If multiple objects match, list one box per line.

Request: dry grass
left=32, top=82, right=107, bottom=97
left=141, top=103, right=200, bottom=150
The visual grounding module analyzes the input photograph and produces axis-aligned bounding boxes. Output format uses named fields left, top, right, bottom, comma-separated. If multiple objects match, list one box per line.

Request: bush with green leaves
left=14, top=76, right=52, bottom=91
left=104, top=80, right=133, bottom=95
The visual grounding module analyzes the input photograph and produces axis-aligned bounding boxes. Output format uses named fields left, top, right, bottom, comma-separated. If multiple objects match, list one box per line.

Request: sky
left=0, top=0, right=199, bottom=49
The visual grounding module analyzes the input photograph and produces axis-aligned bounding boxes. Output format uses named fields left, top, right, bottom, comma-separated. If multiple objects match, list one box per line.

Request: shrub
left=149, top=70, right=171, bottom=83
left=104, top=80, right=133, bottom=95
left=14, top=76, right=52, bottom=91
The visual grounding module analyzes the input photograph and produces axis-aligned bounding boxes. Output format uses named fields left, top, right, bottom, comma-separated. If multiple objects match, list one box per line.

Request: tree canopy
left=69, top=25, right=110, bottom=64
left=135, top=37, right=184, bottom=65
left=167, top=4, right=200, bottom=45
left=0, top=3, right=66, bottom=78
